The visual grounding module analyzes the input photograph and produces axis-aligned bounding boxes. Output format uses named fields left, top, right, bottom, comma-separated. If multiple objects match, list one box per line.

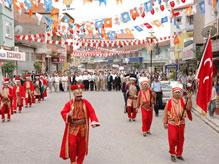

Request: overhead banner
left=0, top=50, right=26, bottom=61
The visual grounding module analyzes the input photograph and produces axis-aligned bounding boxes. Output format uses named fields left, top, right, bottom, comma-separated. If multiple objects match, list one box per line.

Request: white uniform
left=61, top=76, right=68, bottom=91
left=54, top=76, right=60, bottom=92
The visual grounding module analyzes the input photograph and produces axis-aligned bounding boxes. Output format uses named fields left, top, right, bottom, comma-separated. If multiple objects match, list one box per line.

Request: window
left=5, top=22, right=12, bottom=39
left=187, top=15, right=194, bottom=25
left=175, top=16, right=182, bottom=25
left=4, top=0, right=12, bottom=10
left=26, top=52, right=30, bottom=61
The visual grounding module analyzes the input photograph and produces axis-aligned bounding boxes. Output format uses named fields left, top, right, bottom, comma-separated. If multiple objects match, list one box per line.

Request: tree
left=34, top=61, right=42, bottom=73
left=1, top=61, right=17, bottom=77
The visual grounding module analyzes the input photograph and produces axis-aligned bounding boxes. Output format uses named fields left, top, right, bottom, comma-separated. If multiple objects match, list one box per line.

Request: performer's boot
left=171, top=155, right=176, bottom=162
left=176, top=156, right=184, bottom=161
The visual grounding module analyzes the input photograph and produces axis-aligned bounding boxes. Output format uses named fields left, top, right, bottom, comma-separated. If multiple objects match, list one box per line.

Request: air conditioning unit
left=14, top=46, right=19, bottom=52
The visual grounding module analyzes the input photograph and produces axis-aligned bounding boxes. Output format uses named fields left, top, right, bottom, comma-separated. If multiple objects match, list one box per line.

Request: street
left=0, top=91, right=219, bottom=164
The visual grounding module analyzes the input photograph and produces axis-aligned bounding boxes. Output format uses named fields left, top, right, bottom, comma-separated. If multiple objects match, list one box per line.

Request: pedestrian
left=137, top=79, right=155, bottom=136
left=163, top=82, right=192, bottom=162
left=208, top=82, right=217, bottom=117
left=61, top=74, right=68, bottom=92
left=107, top=72, right=113, bottom=91
left=60, top=84, right=100, bottom=164
left=54, top=74, right=60, bottom=92
left=121, top=75, right=129, bottom=113
left=23, top=74, right=34, bottom=108
left=48, top=74, right=54, bottom=92
left=152, top=77, right=162, bottom=117
left=82, top=71, right=90, bottom=91
left=89, top=72, right=95, bottom=91
left=0, top=78, right=13, bottom=122
left=126, top=77, right=138, bottom=121
left=12, top=77, right=25, bottom=113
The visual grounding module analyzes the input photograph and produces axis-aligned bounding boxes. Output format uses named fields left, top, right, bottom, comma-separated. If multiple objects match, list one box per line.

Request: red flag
left=196, top=38, right=213, bottom=113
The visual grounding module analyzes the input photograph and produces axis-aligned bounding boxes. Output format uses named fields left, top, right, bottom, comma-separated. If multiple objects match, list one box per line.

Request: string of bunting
left=15, top=33, right=176, bottom=47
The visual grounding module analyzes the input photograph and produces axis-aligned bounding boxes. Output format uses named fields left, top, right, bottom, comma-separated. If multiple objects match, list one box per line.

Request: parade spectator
left=107, top=72, right=113, bottom=91
left=54, top=74, right=60, bottom=92
left=115, top=73, right=121, bottom=91
left=152, top=77, right=162, bottom=117
left=208, top=82, right=217, bottom=117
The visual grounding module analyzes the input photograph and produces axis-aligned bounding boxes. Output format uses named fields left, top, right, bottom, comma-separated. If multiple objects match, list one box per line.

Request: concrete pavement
left=0, top=91, right=219, bottom=164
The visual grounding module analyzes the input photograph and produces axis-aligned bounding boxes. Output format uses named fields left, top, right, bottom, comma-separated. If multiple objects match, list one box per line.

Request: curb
left=192, top=107, right=219, bottom=133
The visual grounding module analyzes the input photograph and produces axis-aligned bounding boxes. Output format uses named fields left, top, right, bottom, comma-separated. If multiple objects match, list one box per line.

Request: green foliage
left=34, top=61, right=42, bottom=73
left=1, top=61, right=17, bottom=77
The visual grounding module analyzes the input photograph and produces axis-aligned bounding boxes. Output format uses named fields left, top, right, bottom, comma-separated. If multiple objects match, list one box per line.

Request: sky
left=52, top=0, right=194, bottom=39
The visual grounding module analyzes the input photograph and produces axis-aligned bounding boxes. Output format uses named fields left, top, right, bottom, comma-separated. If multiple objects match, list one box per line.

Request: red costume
left=126, top=78, right=138, bottom=121
left=138, top=82, right=155, bottom=135
left=163, top=83, right=192, bottom=160
left=60, top=84, right=100, bottom=164
left=0, top=78, right=13, bottom=121
left=41, top=75, right=48, bottom=100
left=23, top=76, right=34, bottom=108
left=12, top=78, right=25, bottom=113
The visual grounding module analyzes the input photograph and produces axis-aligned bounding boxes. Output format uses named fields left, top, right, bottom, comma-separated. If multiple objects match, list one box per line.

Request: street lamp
left=146, top=32, right=156, bottom=84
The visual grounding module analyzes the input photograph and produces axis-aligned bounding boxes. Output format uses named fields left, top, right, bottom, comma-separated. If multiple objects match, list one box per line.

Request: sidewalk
left=192, top=97, right=219, bottom=133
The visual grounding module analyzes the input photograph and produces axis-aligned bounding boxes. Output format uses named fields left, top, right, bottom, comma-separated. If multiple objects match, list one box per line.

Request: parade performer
left=34, top=75, right=42, bottom=103
left=126, top=77, right=138, bottom=121
left=163, top=82, right=192, bottom=162
left=60, top=84, right=100, bottom=164
left=137, top=79, right=155, bottom=136
left=0, top=78, right=13, bottom=122
left=23, top=75, right=34, bottom=108
left=40, top=75, right=47, bottom=100
left=12, top=77, right=25, bottom=113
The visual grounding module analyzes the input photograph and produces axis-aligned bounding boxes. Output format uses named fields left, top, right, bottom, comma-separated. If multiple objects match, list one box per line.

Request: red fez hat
left=3, top=78, right=10, bottom=83
left=71, top=84, right=85, bottom=91
left=15, top=77, right=21, bottom=81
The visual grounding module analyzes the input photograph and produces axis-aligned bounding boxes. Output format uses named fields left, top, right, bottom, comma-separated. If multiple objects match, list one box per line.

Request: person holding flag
left=163, top=82, right=192, bottom=162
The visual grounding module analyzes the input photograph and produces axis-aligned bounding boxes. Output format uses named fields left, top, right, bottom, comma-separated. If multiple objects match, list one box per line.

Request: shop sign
left=0, top=49, right=25, bottom=61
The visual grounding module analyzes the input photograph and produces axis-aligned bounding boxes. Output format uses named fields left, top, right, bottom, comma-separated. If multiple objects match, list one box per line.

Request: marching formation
left=122, top=75, right=193, bottom=162
left=0, top=74, right=48, bottom=122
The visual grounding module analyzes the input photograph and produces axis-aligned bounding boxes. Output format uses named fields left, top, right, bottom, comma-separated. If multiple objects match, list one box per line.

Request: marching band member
left=0, top=78, right=13, bottom=122
left=60, top=84, right=100, bottom=164
left=163, top=82, right=192, bottom=162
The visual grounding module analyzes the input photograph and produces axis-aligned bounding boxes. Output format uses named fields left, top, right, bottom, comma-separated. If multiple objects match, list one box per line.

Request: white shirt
left=61, top=76, right=68, bottom=82
left=76, top=75, right=83, bottom=82
left=54, top=77, right=60, bottom=83
left=211, top=87, right=217, bottom=101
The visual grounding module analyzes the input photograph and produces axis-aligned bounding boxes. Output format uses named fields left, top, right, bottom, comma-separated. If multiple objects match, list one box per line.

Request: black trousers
left=83, top=80, right=89, bottom=91
left=90, top=81, right=94, bottom=91
left=154, top=92, right=162, bottom=115
left=107, top=82, right=112, bottom=91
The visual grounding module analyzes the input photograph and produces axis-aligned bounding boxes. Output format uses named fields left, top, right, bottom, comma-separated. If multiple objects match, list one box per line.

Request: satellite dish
left=201, top=25, right=217, bottom=38
left=14, top=25, right=23, bottom=34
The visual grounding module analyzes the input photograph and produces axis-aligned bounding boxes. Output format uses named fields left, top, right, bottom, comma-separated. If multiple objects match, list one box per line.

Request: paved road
left=0, top=91, right=219, bottom=164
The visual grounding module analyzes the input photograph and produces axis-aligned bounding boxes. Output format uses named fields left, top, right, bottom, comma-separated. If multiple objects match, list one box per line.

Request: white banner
left=0, top=50, right=26, bottom=61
